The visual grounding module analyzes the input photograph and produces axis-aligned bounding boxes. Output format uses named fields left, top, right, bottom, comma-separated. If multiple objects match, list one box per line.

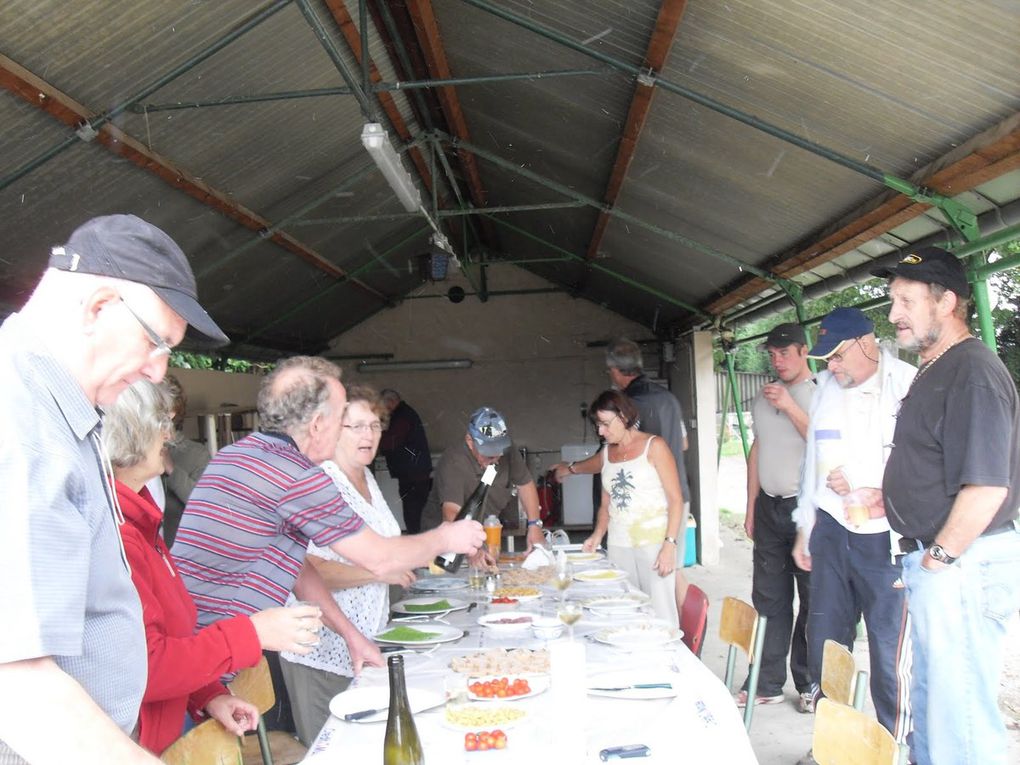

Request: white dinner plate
left=593, top=621, right=683, bottom=649
left=583, top=592, right=650, bottom=614
left=466, top=674, right=550, bottom=702
left=374, top=622, right=465, bottom=646
left=574, top=568, right=629, bottom=584
left=586, top=670, right=678, bottom=700
left=411, top=576, right=470, bottom=592
left=329, top=685, right=444, bottom=724
left=565, top=551, right=605, bottom=564
left=477, top=611, right=536, bottom=634
left=391, top=597, right=471, bottom=615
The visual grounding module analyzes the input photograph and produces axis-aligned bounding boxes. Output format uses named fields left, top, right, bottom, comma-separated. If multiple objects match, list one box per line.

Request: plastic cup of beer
left=844, top=491, right=870, bottom=528
left=483, top=514, right=502, bottom=557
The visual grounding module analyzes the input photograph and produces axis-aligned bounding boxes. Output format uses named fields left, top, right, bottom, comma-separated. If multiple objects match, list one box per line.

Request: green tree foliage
left=169, top=351, right=272, bottom=375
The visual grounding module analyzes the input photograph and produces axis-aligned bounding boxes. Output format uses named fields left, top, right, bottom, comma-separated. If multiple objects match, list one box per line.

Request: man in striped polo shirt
left=174, top=356, right=485, bottom=677
left=0, top=215, right=229, bottom=764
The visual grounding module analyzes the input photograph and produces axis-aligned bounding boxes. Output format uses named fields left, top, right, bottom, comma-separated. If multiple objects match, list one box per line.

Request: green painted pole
left=969, top=251, right=998, bottom=352
left=483, top=214, right=712, bottom=319
left=717, top=374, right=731, bottom=467
left=724, top=352, right=751, bottom=460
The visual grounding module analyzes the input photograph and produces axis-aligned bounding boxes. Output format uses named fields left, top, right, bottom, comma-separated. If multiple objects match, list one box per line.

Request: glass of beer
left=483, top=514, right=502, bottom=557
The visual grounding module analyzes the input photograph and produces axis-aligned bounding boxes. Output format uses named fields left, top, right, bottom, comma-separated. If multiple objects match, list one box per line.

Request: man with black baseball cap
left=734, top=323, right=815, bottom=710
left=0, top=215, right=225, bottom=763
left=874, top=246, right=1020, bottom=765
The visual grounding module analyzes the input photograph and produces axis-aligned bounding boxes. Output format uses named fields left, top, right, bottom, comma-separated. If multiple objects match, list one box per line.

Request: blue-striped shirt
left=0, top=313, right=147, bottom=762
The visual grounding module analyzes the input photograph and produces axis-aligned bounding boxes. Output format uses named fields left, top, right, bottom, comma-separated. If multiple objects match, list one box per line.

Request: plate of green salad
left=374, top=622, right=465, bottom=646
left=391, top=597, right=471, bottom=616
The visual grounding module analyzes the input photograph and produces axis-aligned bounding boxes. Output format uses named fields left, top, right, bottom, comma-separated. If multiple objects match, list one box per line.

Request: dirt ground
left=697, top=454, right=1020, bottom=763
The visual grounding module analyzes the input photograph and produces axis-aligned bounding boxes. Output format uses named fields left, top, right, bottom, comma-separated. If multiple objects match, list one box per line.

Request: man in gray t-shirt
left=0, top=215, right=228, bottom=764
left=738, top=324, right=815, bottom=712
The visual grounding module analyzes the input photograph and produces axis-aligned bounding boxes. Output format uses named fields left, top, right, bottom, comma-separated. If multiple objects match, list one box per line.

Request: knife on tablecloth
left=587, top=683, right=673, bottom=692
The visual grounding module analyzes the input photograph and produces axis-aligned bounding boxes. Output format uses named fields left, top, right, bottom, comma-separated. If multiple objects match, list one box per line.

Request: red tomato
left=464, top=733, right=478, bottom=751
left=478, top=740, right=490, bottom=751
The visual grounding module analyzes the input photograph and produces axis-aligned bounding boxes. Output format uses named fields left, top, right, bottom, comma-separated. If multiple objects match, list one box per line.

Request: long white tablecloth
left=301, top=574, right=757, bottom=764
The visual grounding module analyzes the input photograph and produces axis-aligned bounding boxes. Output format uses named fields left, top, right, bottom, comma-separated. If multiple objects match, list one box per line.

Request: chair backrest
left=821, top=640, right=856, bottom=706
left=161, top=719, right=242, bottom=765
left=719, top=596, right=759, bottom=659
left=228, top=655, right=276, bottom=714
left=680, top=583, right=709, bottom=658
left=812, top=698, right=898, bottom=765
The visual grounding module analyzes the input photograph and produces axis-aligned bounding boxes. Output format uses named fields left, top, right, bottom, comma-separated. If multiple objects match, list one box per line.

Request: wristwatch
left=527, top=518, right=544, bottom=529
left=926, top=543, right=957, bottom=565
left=664, top=536, right=678, bottom=545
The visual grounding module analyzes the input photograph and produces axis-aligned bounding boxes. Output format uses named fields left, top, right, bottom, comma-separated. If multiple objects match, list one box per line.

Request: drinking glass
left=290, top=600, right=322, bottom=647
left=557, top=601, right=582, bottom=640
left=553, top=558, right=574, bottom=603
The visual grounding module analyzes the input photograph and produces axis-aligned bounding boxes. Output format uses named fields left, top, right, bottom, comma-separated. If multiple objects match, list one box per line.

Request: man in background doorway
left=379, top=389, right=432, bottom=534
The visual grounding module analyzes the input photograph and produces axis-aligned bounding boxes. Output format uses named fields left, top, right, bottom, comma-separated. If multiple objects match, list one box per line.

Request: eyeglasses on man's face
left=118, top=294, right=172, bottom=359
left=344, top=422, right=383, bottom=434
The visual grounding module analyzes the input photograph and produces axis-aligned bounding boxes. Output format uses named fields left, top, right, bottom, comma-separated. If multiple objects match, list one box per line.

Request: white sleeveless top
left=282, top=461, right=401, bottom=677
left=600, top=436, right=669, bottom=549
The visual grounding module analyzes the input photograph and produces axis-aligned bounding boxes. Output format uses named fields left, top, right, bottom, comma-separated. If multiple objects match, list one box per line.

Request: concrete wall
left=167, top=367, right=263, bottom=441
left=325, top=267, right=649, bottom=473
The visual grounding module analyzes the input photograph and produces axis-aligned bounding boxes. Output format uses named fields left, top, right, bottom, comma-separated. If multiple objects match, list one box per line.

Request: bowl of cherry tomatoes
left=464, top=729, right=507, bottom=751
left=467, top=674, right=547, bottom=701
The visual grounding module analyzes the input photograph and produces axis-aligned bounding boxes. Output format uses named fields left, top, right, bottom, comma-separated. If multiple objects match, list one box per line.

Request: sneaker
left=797, top=691, right=816, bottom=714
left=734, top=689, right=784, bottom=707
left=795, top=750, right=818, bottom=765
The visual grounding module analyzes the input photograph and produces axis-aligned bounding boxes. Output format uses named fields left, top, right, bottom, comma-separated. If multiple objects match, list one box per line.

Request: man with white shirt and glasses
left=0, top=214, right=228, bottom=765
left=873, top=247, right=1020, bottom=765
left=792, top=307, right=915, bottom=754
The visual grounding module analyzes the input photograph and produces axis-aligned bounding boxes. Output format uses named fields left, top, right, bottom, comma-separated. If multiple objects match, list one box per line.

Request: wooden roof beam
left=403, top=0, right=493, bottom=225
left=585, top=0, right=689, bottom=261
left=704, top=112, right=1020, bottom=315
left=323, top=0, right=437, bottom=194
left=0, top=53, right=389, bottom=304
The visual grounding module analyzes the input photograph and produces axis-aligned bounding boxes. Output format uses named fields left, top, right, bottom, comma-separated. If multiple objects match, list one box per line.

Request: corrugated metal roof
left=1, top=0, right=1018, bottom=354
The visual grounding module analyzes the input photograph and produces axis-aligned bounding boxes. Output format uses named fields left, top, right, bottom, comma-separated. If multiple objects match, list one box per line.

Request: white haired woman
left=103, top=379, right=320, bottom=755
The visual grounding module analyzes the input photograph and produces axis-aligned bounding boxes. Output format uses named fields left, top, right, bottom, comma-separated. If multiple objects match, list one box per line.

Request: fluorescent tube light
left=357, top=359, right=473, bottom=373
left=361, top=123, right=422, bottom=213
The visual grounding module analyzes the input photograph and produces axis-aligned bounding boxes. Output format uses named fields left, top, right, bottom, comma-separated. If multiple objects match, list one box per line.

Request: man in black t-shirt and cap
left=873, top=246, right=1020, bottom=765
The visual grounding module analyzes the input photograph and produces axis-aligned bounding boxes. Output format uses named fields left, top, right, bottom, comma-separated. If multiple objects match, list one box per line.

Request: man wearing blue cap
left=874, top=247, right=1020, bottom=765
left=420, top=407, right=546, bottom=553
left=792, top=307, right=916, bottom=750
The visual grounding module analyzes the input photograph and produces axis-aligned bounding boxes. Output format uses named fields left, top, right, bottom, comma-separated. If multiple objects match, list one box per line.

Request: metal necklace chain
left=908, top=334, right=971, bottom=393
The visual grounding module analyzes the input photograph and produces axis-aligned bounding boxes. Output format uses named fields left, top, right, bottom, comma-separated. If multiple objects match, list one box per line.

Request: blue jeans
left=902, top=526, right=1020, bottom=765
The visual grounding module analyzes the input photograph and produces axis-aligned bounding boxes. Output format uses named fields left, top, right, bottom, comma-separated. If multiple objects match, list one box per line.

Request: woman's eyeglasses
left=343, top=422, right=383, bottom=433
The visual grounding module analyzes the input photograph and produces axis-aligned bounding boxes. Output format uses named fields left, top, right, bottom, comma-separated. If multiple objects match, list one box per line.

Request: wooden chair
left=161, top=719, right=242, bottom=765
left=719, top=596, right=767, bottom=731
left=679, top=583, right=709, bottom=658
left=812, top=698, right=899, bottom=765
left=821, top=639, right=868, bottom=710
left=228, top=656, right=307, bottom=765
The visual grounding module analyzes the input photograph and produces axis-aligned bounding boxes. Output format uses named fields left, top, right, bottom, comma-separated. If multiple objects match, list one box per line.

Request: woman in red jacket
left=103, top=379, right=321, bottom=755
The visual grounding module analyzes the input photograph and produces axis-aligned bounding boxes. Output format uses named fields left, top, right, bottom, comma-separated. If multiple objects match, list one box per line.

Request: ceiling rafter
left=705, top=113, right=1020, bottom=315
left=584, top=0, right=688, bottom=261
left=402, top=0, right=495, bottom=246
left=322, top=0, right=436, bottom=193
left=0, top=52, right=389, bottom=305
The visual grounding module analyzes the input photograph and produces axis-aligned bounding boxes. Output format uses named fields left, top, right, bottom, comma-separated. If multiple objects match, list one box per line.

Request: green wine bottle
left=433, top=463, right=497, bottom=573
left=383, top=655, right=424, bottom=765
